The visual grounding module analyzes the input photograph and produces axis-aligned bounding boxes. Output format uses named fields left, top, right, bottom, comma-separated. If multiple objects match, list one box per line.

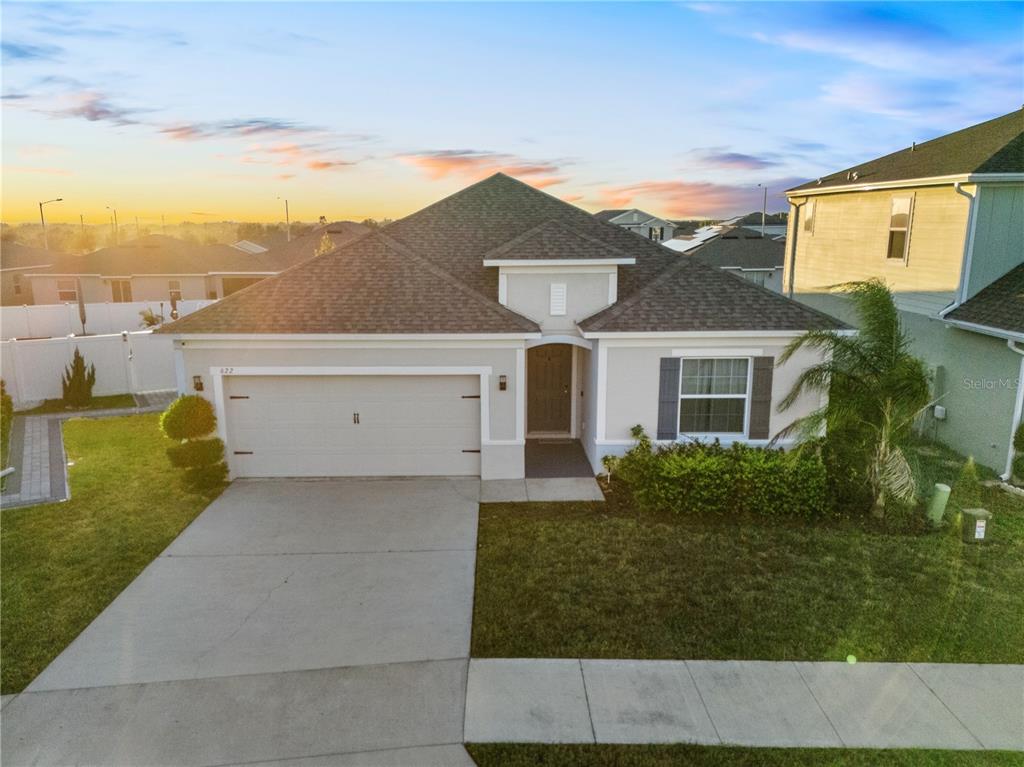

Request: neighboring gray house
left=0, top=242, right=52, bottom=306
left=595, top=209, right=676, bottom=242
left=691, top=229, right=785, bottom=293
left=785, top=108, right=1024, bottom=475
left=159, top=173, right=844, bottom=482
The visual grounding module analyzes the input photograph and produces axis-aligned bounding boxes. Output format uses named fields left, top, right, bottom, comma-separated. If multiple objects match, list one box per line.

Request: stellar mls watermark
left=962, top=376, right=1021, bottom=390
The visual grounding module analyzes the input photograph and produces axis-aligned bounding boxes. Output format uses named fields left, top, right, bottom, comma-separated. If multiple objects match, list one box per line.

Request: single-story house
left=594, top=209, right=676, bottom=242
left=690, top=229, right=786, bottom=293
left=0, top=242, right=53, bottom=306
left=159, top=173, right=845, bottom=481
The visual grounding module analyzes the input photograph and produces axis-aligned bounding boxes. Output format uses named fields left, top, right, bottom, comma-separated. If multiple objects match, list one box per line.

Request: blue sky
left=2, top=1, right=1021, bottom=223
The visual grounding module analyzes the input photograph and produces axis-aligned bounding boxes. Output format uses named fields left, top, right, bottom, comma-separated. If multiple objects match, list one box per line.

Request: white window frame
left=168, top=279, right=183, bottom=302
left=677, top=356, right=753, bottom=440
left=12, top=274, right=22, bottom=296
left=111, top=278, right=132, bottom=303
left=886, top=194, right=915, bottom=264
left=56, top=278, right=78, bottom=302
left=549, top=282, right=567, bottom=316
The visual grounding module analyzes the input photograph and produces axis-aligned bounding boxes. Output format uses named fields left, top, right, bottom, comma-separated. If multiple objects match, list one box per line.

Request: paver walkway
left=465, top=658, right=1023, bottom=751
left=0, top=390, right=176, bottom=509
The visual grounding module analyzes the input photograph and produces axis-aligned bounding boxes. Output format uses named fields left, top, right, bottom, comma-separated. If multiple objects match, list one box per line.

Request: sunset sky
left=3, top=1, right=1022, bottom=225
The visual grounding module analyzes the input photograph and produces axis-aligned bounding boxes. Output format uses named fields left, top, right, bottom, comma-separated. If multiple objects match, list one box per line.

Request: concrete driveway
left=3, top=478, right=480, bottom=766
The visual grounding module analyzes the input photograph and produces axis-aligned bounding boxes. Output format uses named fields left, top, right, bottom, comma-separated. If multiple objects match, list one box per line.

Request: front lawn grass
left=467, top=744, right=1022, bottom=767
left=0, top=414, right=224, bottom=693
left=472, top=473, right=1024, bottom=664
left=17, top=393, right=137, bottom=415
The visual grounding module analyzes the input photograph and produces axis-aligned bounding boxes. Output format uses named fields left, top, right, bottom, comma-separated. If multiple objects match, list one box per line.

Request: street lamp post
left=106, top=206, right=119, bottom=244
left=278, top=197, right=291, bottom=242
left=38, top=198, right=63, bottom=250
left=757, top=184, right=768, bottom=237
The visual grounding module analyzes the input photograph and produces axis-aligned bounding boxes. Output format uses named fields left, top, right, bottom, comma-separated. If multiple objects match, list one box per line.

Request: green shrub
left=160, top=395, right=216, bottom=441
left=1014, top=421, right=1024, bottom=453
left=1, top=379, right=13, bottom=473
left=61, top=347, right=96, bottom=408
left=184, top=462, right=229, bottom=490
left=614, top=428, right=827, bottom=517
left=166, top=438, right=224, bottom=468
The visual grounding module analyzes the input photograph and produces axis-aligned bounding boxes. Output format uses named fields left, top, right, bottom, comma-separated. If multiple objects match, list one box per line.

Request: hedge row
left=606, top=428, right=828, bottom=518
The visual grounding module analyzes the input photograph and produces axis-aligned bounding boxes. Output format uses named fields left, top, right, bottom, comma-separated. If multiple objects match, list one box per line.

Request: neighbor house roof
left=161, top=173, right=845, bottom=336
left=944, top=264, right=1024, bottom=338
left=261, top=221, right=370, bottom=270
left=0, top=242, right=55, bottom=272
left=691, top=230, right=786, bottom=271
left=157, top=231, right=539, bottom=335
left=594, top=209, right=629, bottom=222
left=482, top=219, right=636, bottom=263
left=25, top=235, right=275, bottom=277
left=788, top=108, right=1024, bottom=193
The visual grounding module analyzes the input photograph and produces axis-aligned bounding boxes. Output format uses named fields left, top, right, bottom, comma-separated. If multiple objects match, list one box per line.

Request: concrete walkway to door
left=2, top=479, right=480, bottom=766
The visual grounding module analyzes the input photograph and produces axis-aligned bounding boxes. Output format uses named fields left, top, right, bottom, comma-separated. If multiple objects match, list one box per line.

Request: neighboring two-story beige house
left=159, top=173, right=844, bottom=481
left=784, top=108, right=1024, bottom=475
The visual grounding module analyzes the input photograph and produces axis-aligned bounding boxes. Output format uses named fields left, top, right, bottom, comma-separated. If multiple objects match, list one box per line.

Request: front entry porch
left=525, top=438, right=593, bottom=478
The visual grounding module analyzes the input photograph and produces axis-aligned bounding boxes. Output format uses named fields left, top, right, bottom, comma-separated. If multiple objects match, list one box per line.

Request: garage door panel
left=224, top=374, right=482, bottom=478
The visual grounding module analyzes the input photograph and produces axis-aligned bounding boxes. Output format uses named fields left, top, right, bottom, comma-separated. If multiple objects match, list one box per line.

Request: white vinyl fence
left=1, top=300, right=215, bottom=341
left=1, top=331, right=179, bottom=409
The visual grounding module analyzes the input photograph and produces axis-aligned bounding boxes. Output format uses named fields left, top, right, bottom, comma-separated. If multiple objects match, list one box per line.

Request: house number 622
left=219, top=367, right=235, bottom=374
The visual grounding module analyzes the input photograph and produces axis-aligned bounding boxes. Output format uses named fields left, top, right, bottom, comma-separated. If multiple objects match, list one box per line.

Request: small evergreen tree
left=61, top=348, right=96, bottom=408
left=160, top=395, right=227, bottom=488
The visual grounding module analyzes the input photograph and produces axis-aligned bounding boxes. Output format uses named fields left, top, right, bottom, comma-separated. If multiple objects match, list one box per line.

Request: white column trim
left=498, top=273, right=508, bottom=306
left=515, top=347, right=525, bottom=442
left=570, top=345, right=579, bottom=438
left=608, top=269, right=618, bottom=305
left=596, top=342, right=608, bottom=441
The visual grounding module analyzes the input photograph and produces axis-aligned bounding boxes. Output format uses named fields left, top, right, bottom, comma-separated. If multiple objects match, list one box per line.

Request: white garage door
left=224, top=375, right=481, bottom=477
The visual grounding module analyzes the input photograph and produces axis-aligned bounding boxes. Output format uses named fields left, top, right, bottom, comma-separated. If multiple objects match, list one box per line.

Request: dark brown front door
left=528, top=345, right=572, bottom=433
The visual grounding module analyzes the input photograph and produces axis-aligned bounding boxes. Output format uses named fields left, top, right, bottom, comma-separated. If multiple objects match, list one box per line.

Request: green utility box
left=961, top=508, right=992, bottom=543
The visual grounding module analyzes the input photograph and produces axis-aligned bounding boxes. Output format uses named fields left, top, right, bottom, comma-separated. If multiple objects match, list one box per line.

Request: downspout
left=942, top=182, right=978, bottom=317
left=786, top=200, right=804, bottom=299
left=1003, top=339, right=1024, bottom=481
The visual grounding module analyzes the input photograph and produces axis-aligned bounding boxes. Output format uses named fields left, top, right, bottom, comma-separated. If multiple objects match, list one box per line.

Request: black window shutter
left=657, top=357, right=681, bottom=440
left=748, top=356, right=775, bottom=440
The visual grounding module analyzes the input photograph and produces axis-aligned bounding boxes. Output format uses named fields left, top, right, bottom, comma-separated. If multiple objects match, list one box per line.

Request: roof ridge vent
left=911, top=141, right=916, bottom=152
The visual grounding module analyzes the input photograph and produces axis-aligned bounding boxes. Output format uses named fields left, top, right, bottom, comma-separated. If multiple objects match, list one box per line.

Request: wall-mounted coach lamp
left=499, top=375, right=507, bottom=391
left=193, top=375, right=204, bottom=392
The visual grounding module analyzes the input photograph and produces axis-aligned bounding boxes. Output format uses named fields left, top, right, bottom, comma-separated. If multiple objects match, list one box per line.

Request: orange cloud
left=399, top=150, right=566, bottom=189
left=600, top=177, right=804, bottom=218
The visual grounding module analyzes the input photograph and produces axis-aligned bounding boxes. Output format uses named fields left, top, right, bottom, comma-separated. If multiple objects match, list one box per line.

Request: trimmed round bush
left=167, top=438, right=225, bottom=469
left=160, top=395, right=216, bottom=441
left=185, top=462, right=229, bottom=490
left=1015, top=422, right=1024, bottom=453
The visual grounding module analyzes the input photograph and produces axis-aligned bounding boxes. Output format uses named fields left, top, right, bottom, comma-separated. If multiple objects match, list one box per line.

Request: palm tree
left=776, top=280, right=931, bottom=517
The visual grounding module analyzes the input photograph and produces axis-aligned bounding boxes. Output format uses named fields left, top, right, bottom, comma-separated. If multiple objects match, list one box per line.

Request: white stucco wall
left=501, top=267, right=615, bottom=333
left=176, top=339, right=527, bottom=479
left=585, top=335, right=829, bottom=472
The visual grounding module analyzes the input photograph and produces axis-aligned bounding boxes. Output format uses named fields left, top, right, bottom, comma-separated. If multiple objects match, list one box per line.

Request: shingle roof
left=33, top=235, right=275, bottom=276
left=0, top=242, right=55, bottom=271
left=789, top=109, right=1024, bottom=193
left=483, top=219, right=635, bottom=262
left=944, top=265, right=1024, bottom=337
left=163, top=173, right=844, bottom=336
left=261, top=221, right=370, bottom=270
left=594, top=209, right=628, bottom=222
left=157, top=231, right=538, bottom=335
left=691, top=231, right=786, bottom=271
left=579, top=255, right=846, bottom=334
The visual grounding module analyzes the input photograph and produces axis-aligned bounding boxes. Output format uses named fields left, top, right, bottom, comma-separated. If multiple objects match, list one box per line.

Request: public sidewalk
left=1, top=390, right=177, bottom=509
left=464, top=658, right=1023, bottom=751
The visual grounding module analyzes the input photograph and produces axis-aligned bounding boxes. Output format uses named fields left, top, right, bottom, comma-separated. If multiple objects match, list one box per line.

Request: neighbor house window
left=679, top=358, right=750, bottom=435
left=12, top=274, right=22, bottom=296
left=111, top=279, right=132, bottom=303
left=886, top=196, right=914, bottom=261
left=743, top=271, right=768, bottom=288
left=803, top=200, right=816, bottom=233
left=57, top=279, right=78, bottom=302
left=168, top=280, right=182, bottom=302
left=648, top=226, right=664, bottom=241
